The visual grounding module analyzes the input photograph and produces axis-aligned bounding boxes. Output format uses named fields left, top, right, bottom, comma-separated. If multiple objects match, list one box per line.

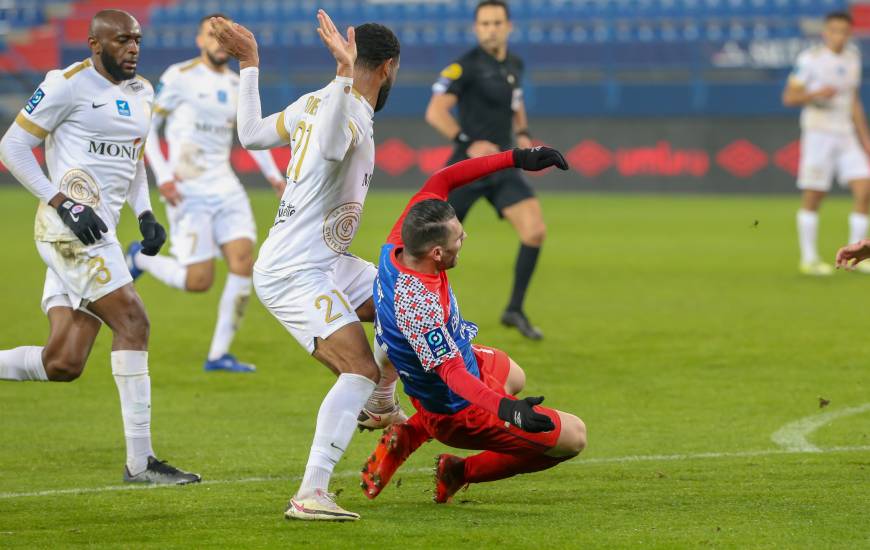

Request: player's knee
left=522, top=221, right=547, bottom=247
left=505, top=363, right=525, bottom=395
left=44, top=355, right=86, bottom=382
left=185, top=271, right=213, bottom=292
left=227, top=254, right=254, bottom=277
left=553, top=415, right=587, bottom=457
left=112, top=301, right=150, bottom=347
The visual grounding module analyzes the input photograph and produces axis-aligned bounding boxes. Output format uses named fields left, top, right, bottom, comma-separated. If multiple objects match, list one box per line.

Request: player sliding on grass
left=361, top=147, right=587, bottom=503
left=212, top=11, right=405, bottom=520
left=0, top=10, right=199, bottom=485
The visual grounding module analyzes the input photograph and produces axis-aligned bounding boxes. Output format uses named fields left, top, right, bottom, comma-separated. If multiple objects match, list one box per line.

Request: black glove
left=138, top=211, right=166, bottom=256
left=497, top=396, right=555, bottom=433
left=513, top=146, right=569, bottom=172
left=56, top=199, right=108, bottom=245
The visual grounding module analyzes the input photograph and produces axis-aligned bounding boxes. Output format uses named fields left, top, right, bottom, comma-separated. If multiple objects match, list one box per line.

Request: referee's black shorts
left=447, top=166, right=535, bottom=222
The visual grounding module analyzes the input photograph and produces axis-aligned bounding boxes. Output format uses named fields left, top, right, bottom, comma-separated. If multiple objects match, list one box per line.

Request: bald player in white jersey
left=784, top=11, right=870, bottom=276
left=127, top=15, right=285, bottom=373
left=0, top=10, right=199, bottom=484
left=212, top=11, right=401, bottom=520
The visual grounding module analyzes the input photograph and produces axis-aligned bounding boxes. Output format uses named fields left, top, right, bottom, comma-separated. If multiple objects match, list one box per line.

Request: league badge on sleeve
left=24, top=88, right=45, bottom=114
left=424, top=327, right=450, bottom=359
left=116, top=100, right=131, bottom=116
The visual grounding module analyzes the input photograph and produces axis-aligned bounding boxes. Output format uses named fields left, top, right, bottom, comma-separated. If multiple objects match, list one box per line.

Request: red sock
left=463, top=451, right=567, bottom=484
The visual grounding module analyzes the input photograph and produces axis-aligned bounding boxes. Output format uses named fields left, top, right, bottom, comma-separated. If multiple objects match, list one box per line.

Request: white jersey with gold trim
left=149, top=58, right=247, bottom=197
left=791, top=43, right=862, bottom=134
left=16, top=59, right=153, bottom=243
left=253, top=77, right=375, bottom=277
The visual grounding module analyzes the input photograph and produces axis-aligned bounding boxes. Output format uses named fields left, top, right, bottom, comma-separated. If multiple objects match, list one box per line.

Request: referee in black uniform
left=425, top=0, right=546, bottom=340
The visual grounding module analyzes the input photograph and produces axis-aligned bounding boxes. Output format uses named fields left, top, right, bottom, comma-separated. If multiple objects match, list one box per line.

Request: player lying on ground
left=0, top=9, right=199, bottom=484
left=128, top=14, right=286, bottom=373
left=212, top=12, right=405, bottom=520
left=360, top=147, right=586, bottom=503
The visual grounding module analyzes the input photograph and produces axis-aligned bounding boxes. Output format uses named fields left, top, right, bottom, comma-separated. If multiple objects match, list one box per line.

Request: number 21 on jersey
left=288, top=120, right=313, bottom=182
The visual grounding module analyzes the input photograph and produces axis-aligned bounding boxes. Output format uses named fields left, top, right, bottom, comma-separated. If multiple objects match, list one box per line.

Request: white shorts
left=37, top=239, right=132, bottom=318
left=166, top=190, right=257, bottom=266
left=797, top=130, right=870, bottom=191
left=253, top=254, right=376, bottom=355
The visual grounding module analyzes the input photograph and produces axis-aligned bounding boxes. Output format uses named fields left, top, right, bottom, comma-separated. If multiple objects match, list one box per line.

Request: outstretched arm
left=315, top=10, right=359, bottom=162
left=211, top=17, right=289, bottom=149
left=248, top=149, right=286, bottom=196
left=387, top=147, right=568, bottom=244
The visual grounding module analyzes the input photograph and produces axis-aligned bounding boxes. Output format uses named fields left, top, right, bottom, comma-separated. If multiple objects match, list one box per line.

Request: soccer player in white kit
left=126, top=15, right=285, bottom=373
left=212, top=11, right=401, bottom=520
left=0, top=10, right=200, bottom=484
left=783, top=11, right=870, bottom=276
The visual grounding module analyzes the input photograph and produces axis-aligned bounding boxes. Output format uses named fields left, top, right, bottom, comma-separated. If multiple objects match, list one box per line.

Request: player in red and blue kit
left=361, top=147, right=587, bottom=503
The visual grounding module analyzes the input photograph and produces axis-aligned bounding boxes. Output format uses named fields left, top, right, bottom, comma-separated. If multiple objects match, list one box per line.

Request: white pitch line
left=771, top=402, right=870, bottom=452
left=2, top=445, right=869, bottom=501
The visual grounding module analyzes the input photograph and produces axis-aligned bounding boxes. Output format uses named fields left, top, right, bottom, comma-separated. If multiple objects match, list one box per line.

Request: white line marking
left=771, top=403, right=870, bottom=452
left=1, top=445, right=869, bottom=501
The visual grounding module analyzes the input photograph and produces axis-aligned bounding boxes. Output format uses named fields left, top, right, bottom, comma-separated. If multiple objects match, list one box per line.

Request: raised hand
left=835, top=239, right=870, bottom=270
left=513, top=146, right=569, bottom=171
left=210, top=17, right=259, bottom=68
left=316, top=9, right=356, bottom=77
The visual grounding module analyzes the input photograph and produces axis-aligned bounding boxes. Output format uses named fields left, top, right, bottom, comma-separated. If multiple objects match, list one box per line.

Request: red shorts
left=411, top=345, right=562, bottom=453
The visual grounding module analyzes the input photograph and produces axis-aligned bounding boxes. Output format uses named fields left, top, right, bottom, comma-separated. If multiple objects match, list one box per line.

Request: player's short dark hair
left=475, top=0, right=511, bottom=20
left=402, top=199, right=457, bottom=258
left=825, top=11, right=853, bottom=25
left=355, top=23, right=400, bottom=70
left=200, top=13, right=229, bottom=29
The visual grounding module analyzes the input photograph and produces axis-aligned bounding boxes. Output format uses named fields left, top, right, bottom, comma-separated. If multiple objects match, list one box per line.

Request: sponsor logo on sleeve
left=423, top=327, right=450, bottom=359
left=116, top=100, right=131, bottom=116
left=24, top=88, right=45, bottom=114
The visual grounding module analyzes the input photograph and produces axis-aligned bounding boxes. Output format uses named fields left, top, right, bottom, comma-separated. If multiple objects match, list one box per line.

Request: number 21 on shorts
left=315, top=290, right=352, bottom=324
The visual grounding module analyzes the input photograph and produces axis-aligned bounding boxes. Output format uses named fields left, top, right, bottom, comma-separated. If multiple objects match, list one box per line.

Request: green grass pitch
left=0, top=187, right=868, bottom=548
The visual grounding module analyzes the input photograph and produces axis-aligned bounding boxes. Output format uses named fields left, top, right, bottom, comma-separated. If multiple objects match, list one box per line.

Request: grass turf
left=0, top=188, right=868, bottom=548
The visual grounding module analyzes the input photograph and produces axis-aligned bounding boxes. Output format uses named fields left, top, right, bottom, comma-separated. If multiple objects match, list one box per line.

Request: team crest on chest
left=116, top=100, right=131, bottom=116
left=217, top=90, right=228, bottom=104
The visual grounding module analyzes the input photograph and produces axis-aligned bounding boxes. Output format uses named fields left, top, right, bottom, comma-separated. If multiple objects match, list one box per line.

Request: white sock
left=849, top=212, right=869, bottom=244
left=0, top=346, right=48, bottom=381
left=207, top=274, right=251, bottom=361
left=134, top=252, right=187, bottom=290
left=364, top=341, right=398, bottom=413
left=111, top=350, right=154, bottom=475
left=797, top=209, right=820, bottom=264
left=298, top=373, right=376, bottom=496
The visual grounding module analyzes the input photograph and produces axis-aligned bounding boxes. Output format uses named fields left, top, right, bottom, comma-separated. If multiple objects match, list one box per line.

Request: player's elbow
left=424, top=103, right=444, bottom=129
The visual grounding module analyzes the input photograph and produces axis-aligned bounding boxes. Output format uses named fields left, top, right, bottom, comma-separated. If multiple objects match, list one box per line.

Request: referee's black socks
left=507, top=244, right=541, bottom=313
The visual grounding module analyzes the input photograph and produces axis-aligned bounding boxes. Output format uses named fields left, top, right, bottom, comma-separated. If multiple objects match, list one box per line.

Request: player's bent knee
left=185, top=272, right=213, bottom=292
left=505, top=360, right=525, bottom=395
left=522, top=222, right=547, bottom=247
left=44, top=355, right=86, bottom=382
left=550, top=414, right=587, bottom=457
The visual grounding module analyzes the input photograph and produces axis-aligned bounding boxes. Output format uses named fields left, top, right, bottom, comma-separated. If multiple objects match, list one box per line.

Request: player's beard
left=206, top=50, right=229, bottom=68
left=101, top=50, right=136, bottom=81
left=374, top=79, right=392, bottom=112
